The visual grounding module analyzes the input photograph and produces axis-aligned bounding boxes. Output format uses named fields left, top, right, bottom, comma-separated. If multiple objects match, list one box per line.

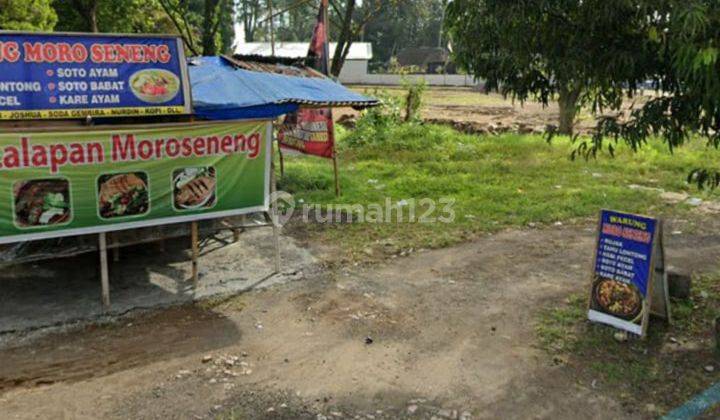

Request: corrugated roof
left=190, top=56, right=377, bottom=120
left=235, top=42, right=373, bottom=60
left=227, top=55, right=325, bottom=78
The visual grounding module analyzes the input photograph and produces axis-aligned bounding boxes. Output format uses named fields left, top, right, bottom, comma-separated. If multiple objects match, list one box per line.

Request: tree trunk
left=557, top=86, right=581, bottom=136
left=241, top=0, right=257, bottom=42
left=72, top=0, right=99, bottom=32
left=202, top=0, right=221, bottom=56
left=330, top=0, right=356, bottom=77
left=88, top=3, right=98, bottom=33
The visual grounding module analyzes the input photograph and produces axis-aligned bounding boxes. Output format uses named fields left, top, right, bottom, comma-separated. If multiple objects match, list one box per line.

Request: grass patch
left=535, top=273, right=720, bottom=416
left=278, top=122, right=720, bottom=258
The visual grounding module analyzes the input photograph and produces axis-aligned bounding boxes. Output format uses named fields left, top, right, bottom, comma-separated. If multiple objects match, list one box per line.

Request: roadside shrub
left=387, top=57, right=421, bottom=75
left=402, top=78, right=427, bottom=122
left=344, top=89, right=402, bottom=148
left=345, top=80, right=428, bottom=149
left=344, top=122, right=470, bottom=158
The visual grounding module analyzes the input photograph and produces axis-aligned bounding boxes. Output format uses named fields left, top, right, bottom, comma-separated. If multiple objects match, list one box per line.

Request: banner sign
left=0, top=121, right=270, bottom=244
left=279, top=108, right=335, bottom=158
left=587, top=209, right=666, bottom=336
left=277, top=0, right=335, bottom=159
left=0, top=32, right=191, bottom=120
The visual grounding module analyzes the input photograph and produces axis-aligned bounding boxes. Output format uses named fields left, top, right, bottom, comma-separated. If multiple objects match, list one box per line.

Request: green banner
left=0, top=121, right=270, bottom=244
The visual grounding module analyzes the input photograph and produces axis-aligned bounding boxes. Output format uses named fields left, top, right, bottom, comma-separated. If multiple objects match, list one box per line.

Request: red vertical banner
left=278, top=108, right=335, bottom=158
left=278, top=0, right=335, bottom=159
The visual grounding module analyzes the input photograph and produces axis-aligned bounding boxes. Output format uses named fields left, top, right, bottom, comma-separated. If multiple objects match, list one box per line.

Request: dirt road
left=1, top=220, right=719, bottom=419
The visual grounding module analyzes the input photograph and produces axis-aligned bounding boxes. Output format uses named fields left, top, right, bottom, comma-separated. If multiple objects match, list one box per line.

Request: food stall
left=0, top=32, right=376, bottom=309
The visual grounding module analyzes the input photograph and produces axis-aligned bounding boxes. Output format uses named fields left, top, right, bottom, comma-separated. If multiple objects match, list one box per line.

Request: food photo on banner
left=0, top=32, right=191, bottom=120
left=0, top=121, right=271, bottom=244
left=587, top=210, right=659, bottom=336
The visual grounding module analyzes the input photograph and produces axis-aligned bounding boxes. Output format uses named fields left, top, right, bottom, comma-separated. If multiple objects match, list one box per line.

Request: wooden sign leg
left=272, top=216, right=281, bottom=273
left=278, top=143, right=285, bottom=177
left=332, top=151, right=340, bottom=197
left=233, top=228, right=241, bottom=243
left=269, top=159, right=281, bottom=273
left=99, top=232, right=110, bottom=310
left=191, top=221, right=199, bottom=287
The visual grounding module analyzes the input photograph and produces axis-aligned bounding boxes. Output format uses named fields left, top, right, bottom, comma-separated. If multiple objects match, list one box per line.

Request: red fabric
left=278, top=0, right=335, bottom=159
left=278, top=108, right=334, bottom=158
left=309, top=21, right=326, bottom=67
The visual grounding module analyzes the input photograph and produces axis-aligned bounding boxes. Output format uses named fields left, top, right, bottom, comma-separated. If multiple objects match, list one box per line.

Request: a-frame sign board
left=587, top=210, right=670, bottom=337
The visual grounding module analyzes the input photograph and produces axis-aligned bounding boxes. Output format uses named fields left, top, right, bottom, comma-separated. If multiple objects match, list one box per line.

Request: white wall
left=337, top=60, right=368, bottom=82
left=338, top=68, right=480, bottom=87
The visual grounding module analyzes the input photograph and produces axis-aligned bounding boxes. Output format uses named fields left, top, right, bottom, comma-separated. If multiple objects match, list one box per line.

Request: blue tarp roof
left=190, top=56, right=377, bottom=120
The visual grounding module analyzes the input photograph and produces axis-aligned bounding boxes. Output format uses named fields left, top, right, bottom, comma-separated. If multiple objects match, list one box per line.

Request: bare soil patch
left=1, top=216, right=719, bottom=419
left=343, top=86, right=649, bottom=136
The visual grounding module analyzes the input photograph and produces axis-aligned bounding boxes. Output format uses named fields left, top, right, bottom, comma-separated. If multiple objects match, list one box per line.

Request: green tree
left=158, top=0, right=233, bottom=55
left=444, top=0, right=657, bottom=136
left=217, top=0, right=235, bottom=53
left=274, top=0, right=316, bottom=42
left=239, top=0, right=386, bottom=75
left=237, top=0, right=273, bottom=42
left=328, top=0, right=405, bottom=77
left=0, top=0, right=57, bottom=31
left=53, top=0, right=174, bottom=34
left=590, top=2, right=720, bottom=157
left=364, top=0, right=447, bottom=66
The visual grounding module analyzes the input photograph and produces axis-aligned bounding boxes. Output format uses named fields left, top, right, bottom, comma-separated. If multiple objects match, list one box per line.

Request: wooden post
left=270, top=142, right=281, bottom=273
left=274, top=120, right=285, bottom=177
left=191, top=221, right=199, bottom=286
left=99, top=232, right=110, bottom=309
left=278, top=141, right=285, bottom=177
left=268, top=0, right=276, bottom=56
left=323, top=0, right=338, bottom=197
left=332, top=147, right=340, bottom=197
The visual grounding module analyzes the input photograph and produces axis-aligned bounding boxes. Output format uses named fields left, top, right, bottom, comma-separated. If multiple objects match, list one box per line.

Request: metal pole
left=99, top=232, right=110, bottom=309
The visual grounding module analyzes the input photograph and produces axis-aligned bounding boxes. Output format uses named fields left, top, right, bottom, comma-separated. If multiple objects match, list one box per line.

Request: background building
left=235, top=42, right=373, bottom=83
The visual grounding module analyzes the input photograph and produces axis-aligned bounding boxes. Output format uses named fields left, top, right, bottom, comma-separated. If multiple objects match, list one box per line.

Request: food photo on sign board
left=587, top=209, right=669, bottom=337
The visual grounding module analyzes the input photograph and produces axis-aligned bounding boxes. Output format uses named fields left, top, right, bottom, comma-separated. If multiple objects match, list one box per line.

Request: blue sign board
left=588, top=210, right=658, bottom=335
left=0, top=32, right=191, bottom=120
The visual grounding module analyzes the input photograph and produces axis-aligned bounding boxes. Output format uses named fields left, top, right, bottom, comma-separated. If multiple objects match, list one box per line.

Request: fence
left=339, top=73, right=481, bottom=87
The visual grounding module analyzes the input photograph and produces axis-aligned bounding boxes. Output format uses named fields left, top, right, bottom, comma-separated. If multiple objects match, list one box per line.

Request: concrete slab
left=0, top=227, right=316, bottom=334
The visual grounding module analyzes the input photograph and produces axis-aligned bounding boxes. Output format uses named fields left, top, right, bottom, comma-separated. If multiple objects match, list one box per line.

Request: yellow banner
left=0, top=106, right=187, bottom=120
